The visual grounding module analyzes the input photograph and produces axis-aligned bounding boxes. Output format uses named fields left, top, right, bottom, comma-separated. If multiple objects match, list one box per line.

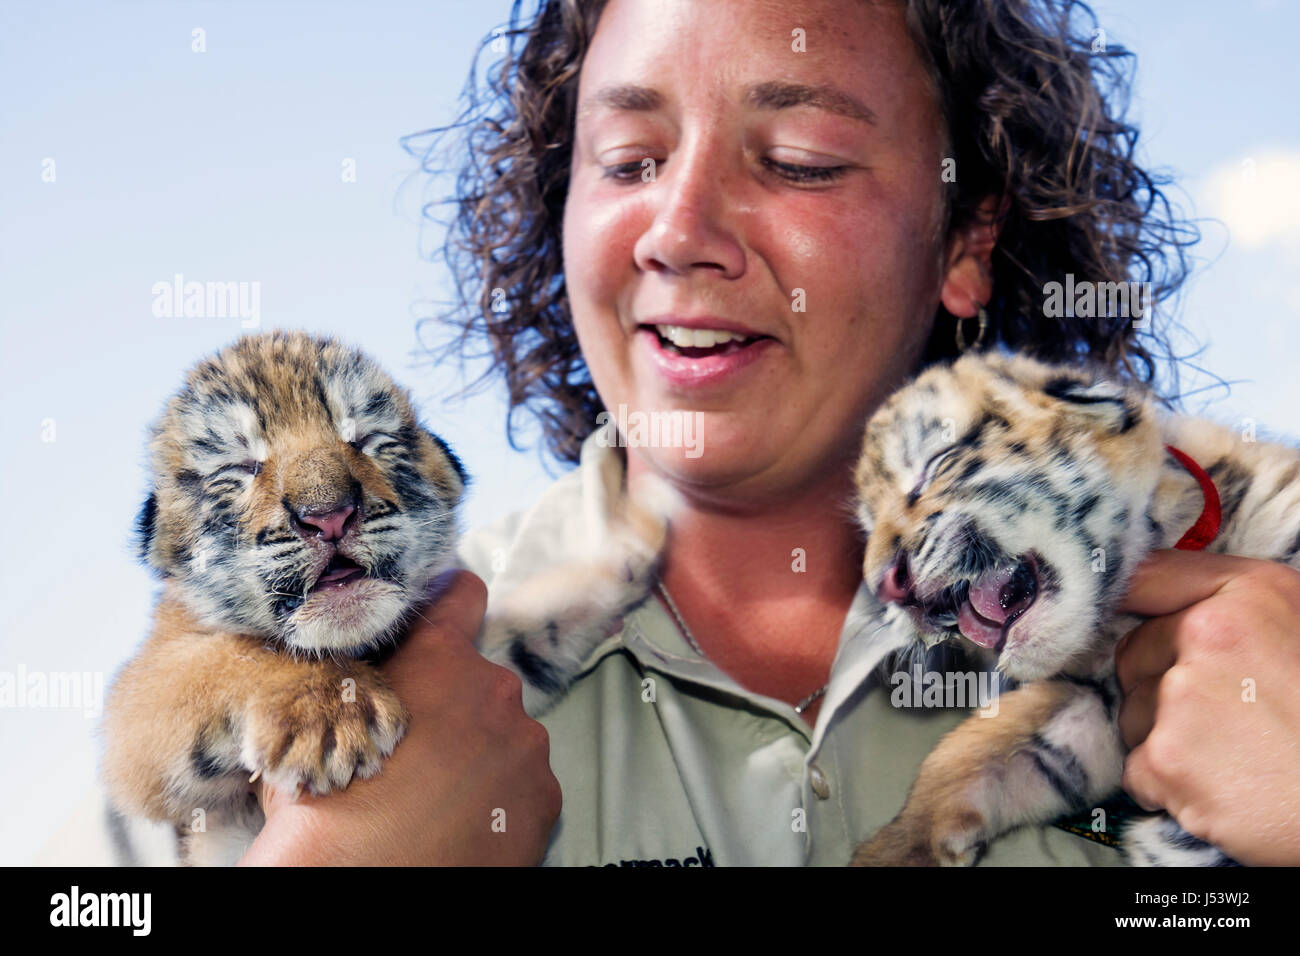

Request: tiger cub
left=103, top=330, right=669, bottom=865
left=850, top=350, right=1300, bottom=866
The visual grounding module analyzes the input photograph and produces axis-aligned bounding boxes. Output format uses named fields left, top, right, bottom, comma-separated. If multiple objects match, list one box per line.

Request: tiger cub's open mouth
left=311, top=554, right=366, bottom=591
left=884, top=553, right=1040, bottom=654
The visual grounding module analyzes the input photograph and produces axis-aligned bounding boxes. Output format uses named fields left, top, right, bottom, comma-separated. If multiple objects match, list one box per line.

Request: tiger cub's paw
left=241, top=669, right=409, bottom=797
left=851, top=809, right=987, bottom=867
left=1122, top=812, right=1241, bottom=867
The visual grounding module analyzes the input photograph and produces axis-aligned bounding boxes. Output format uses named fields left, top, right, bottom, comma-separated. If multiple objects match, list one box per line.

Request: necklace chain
left=655, top=581, right=829, bottom=715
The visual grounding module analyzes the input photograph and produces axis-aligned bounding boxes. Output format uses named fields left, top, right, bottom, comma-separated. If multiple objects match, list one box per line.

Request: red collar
left=1164, top=444, right=1221, bottom=550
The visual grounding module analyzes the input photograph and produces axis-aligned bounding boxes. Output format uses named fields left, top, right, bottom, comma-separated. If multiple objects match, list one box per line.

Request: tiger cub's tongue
left=956, top=565, right=1019, bottom=648
left=314, top=557, right=364, bottom=588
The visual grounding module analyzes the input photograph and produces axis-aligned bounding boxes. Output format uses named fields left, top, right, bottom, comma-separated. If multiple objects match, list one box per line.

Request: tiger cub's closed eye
left=210, top=460, right=262, bottom=480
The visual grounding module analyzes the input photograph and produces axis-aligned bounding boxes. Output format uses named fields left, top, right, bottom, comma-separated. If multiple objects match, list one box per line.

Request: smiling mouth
left=646, top=323, right=770, bottom=357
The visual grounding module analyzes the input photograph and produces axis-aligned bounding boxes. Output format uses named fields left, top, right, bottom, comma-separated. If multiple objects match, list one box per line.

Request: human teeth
left=655, top=325, right=749, bottom=348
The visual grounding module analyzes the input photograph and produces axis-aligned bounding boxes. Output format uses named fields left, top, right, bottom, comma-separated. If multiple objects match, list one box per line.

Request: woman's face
left=564, top=0, right=970, bottom=505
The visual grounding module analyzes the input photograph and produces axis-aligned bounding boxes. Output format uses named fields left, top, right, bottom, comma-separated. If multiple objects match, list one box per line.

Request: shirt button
left=809, top=764, right=830, bottom=800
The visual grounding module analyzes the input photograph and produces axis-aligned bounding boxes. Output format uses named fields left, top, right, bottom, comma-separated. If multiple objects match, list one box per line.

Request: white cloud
left=1203, top=149, right=1300, bottom=248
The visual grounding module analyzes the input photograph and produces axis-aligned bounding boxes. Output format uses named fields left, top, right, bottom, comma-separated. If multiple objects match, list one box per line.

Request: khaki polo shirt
left=458, top=431, right=1128, bottom=867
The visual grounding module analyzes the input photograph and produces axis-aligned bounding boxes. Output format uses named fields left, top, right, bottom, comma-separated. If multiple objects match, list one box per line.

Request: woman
left=241, top=0, right=1300, bottom=865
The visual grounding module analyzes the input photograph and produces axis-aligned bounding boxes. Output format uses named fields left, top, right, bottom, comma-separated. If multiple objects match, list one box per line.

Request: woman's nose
left=631, top=146, right=746, bottom=280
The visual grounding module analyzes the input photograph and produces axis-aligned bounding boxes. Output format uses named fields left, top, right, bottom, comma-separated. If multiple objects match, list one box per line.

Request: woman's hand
left=238, top=570, right=562, bottom=866
left=1115, top=549, right=1300, bottom=865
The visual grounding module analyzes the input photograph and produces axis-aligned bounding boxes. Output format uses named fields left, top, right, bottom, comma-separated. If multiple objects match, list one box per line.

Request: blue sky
left=2, top=0, right=1298, bottom=863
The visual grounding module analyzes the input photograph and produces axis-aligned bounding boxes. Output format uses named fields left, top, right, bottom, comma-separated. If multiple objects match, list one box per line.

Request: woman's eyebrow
left=745, top=81, right=878, bottom=125
left=578, top=84, right=664, bottom=118
left=578, top=81, right=877, bottom=126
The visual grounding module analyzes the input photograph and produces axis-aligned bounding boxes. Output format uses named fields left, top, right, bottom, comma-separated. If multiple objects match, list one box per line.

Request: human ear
left=939, top=194, right=1006, bottom=318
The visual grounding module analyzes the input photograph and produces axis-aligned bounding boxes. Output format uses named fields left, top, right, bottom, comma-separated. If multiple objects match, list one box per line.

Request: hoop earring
left=955, top=306, right=988, bottom=353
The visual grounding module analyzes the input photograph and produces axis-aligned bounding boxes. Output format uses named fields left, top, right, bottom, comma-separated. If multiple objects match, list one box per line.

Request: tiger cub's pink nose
left=877, top=553, right=914, bottom=605
left=294, top=504, right=356, bottom=542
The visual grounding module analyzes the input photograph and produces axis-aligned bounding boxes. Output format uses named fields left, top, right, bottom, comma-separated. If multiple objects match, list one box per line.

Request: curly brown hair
left=406, top=0, right=1201, bottom=465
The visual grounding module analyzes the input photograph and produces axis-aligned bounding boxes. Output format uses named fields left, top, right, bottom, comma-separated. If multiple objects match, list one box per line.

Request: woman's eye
left=762, top=158, right=849, bottom=183
left=602, top=159, right=656, bottom=182
left=602, top=154, right=849, bottom=185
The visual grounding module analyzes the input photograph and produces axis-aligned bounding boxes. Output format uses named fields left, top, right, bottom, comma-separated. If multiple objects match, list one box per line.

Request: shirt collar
left=509, top=429, right=915, bottom=743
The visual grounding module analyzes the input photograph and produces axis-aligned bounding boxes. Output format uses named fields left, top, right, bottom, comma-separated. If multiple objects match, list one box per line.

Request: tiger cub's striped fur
left=103, top=330, right=670, bottom=865
left=102, top=331, right=468, bottom=864
left=850, top=351, right=1300, bottom=866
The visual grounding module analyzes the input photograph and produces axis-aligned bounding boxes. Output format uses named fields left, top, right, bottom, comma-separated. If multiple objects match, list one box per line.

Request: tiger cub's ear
left=1042, top=375, right=1140, bottom=435
left=424, top=429, right=469, bottom=505
left=134, top=491, right=166, bottom=577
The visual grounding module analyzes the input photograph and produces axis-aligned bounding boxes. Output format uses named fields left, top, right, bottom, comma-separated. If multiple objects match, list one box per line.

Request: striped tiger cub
left=103, top=329, right=669, bottom=865
left=850, top=350, right=1300, bottom=866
